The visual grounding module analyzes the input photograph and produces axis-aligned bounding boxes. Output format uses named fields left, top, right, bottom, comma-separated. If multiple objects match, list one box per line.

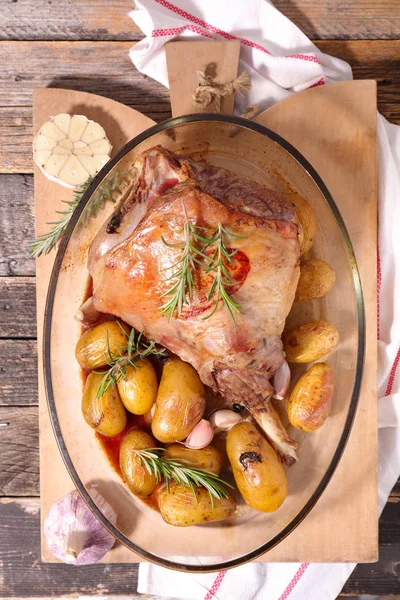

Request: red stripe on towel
left=278, top=563, right=310, bottom=600
left=204, top=570, right=227, bottom=600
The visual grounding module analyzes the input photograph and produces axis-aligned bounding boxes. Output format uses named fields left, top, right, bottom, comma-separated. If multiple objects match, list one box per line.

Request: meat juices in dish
left=88, top=146, right=300, bottom=465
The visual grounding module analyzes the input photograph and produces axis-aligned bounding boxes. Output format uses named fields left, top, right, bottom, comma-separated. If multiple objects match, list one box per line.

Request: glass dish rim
left=43, top=113, right=365, bottom=572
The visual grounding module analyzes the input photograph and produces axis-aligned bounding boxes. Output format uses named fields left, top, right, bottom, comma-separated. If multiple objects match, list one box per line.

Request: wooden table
left=1, top=1, right=399, bottom=598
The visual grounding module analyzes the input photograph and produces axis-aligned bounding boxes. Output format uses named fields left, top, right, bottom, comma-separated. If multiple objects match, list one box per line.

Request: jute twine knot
left=192, top=68, right=251, bottom=113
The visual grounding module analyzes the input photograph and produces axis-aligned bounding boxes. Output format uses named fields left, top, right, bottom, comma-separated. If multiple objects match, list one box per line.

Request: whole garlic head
left=33, top=114, right=112, bottom=189
left=44, top=488, right=117, bottom=565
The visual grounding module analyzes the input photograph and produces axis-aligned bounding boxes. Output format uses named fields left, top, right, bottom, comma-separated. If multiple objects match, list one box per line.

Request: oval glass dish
left=44, top=114, right=364, bottom=571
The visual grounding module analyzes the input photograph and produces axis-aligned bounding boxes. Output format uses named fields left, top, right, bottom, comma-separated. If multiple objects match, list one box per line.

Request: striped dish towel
left=129, top=1, right=400, bottom=598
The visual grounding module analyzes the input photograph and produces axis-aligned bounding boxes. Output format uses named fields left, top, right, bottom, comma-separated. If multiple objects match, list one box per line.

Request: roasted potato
left=76, top=321, right=129, bottom=370
left=164, top=444, right=224, bottom=475
left=119, top=430, right=158, bottom=497
left=295, top=259, right=336, bottom=302
left=158, top=482, right=236, bottom=526
left=283, top=320, right=339, bottom=363
left=227, top=422, right=287, bottom=512
left=82, top=372, right=127, bottom=436
left=152, top=358, right=206, bottom=443
left=117, top=360, right=158, bottom=415
left=288, top=363, right=334, bottom=431
left=288, top=192, right=317, bottom=256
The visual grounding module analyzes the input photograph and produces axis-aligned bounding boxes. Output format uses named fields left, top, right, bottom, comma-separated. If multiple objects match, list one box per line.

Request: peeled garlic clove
left=44, top=488, right=117, bottom=565
left=273, top=359, right=291, bottom=400
left=74, top=296, right=101, bottom=324
left=185, top=419, right=214, bottom=449
left=32, top=113, right=112, bottom=189
left=209, top=409, right=243, bottom=432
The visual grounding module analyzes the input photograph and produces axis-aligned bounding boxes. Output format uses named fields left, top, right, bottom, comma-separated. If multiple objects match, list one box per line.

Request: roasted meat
left=88, top=146, right=300, bottom=464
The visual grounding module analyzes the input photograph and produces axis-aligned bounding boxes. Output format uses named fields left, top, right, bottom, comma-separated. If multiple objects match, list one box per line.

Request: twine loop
left=192, top=67, right=251, bottom=113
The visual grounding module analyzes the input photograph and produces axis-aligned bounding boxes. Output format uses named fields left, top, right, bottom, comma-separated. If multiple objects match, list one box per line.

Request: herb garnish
left=94, top=323, right=165, bottom=399
left=136, top=448, right=234, bottom=508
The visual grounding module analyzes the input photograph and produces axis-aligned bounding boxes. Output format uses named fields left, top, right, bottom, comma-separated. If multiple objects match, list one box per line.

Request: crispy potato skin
left=288, top=193, right=316, bottom=256
left=288, top=363, right=334, bottom=431
left=158, top=482, right=236, bottom=526
left=283, top=320, right=339, bottom=363
left=227, top=422, right=288, bottom=512
left=75, top=321, right=129, bottom=370
left=117, top=359, right=158, bottom=415
left=82, top=371, right=127, bottom=436
left=295, top=259, right=336, bottom=302
left=152, top=358, right=206, bottom=443
left=164, top=444, right=224, bottom=475
left=119, top=430, right=158, bottom=497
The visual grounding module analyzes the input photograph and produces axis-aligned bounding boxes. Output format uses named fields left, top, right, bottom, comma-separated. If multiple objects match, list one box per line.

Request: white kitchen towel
left=128, top=1, right=400, bottom=598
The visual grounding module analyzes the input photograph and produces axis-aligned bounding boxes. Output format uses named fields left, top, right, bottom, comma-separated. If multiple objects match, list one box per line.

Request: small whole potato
left=117, top=360, right=158, bottom=415
left=283, top=320, right=339, bottom=363
left=288, top=192, right=317, bottom=256
left=288, top=362, right=335, bottom=432
left=295, top=259, right=336, bottom=302
left=76, top=321, right=129, bottom=370
left=82, top=371, right=127, bottom=436
left=158, top=482, right=236, bottom=526
left=152, top=358, right=206, bottom=443
left=119, top=430, right=158, bottom=497
left=227, top=422, right=288, bottom=512
left=164, top=444, right=224, bottom=475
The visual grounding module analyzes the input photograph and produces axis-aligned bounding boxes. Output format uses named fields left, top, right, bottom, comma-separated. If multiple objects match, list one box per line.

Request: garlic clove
left=185, top=419, right=214, bottom=449
left=77, top=154, right=97, bottom=177
left=58, top=155, right=90, bottom=188
left=32, top=113, right=112, bottom=189
left=44, top=154, right=69, bottom=177
left=68, top=115, right=89, bottom=142
left=74, top=296, right=101, bottom=324
left=44, top=488, right=117, bottom=565
left=33, top=133, right=57, bottom=152
left=94, top=154, right=111, bottom=171
left=58, top=138, right=73, bottom=150
left=81, top=121, right=107, bottom=144
left=273, top=359, right=291, bottom=400
left=34, top=150, right=52, bottom=165
left=53, top=113, right=71, bottom=135
left=40, top=120, right=67, bottom=142
left=209, top=409, right=243, bottom=432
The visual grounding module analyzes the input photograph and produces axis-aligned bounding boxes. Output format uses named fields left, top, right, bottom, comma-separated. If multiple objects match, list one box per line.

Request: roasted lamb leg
left=89, top=146, right=300, bottom=465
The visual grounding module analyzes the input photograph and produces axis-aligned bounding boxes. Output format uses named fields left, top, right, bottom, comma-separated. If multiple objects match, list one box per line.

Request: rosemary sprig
left=136, top=448, right=234, bottom=509
left=160, top=209, right=246, bottom=323
left=202, top=224, right=245, bottom=324
left=29, top=170, right=128, bottom=258
left=94, top=323, right=165, bottom=399
left=29, top=180, right=91, bottom=258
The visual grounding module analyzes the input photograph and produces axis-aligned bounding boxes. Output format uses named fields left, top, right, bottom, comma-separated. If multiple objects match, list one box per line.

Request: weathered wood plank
left=1, top=496, right=400, bottom=596
left=0, top=277, right=36, bottom=338
left=1, top=0, right=399, bottom=41
left=0, top=408, right=39, bottom=496
left=0, top=340, right=38, bottom=406
left=0, top=40, right=399, bottom=173
left=0, top=174, right=35, bottom=276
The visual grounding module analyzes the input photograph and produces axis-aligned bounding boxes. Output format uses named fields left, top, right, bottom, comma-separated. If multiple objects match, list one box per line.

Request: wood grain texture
left=0, top=340, right=38, bottom=406
left=0, top=408, right=39, bottom=496
left=0, top=174, right=35, bottom=276
left=1, top=0, right=399, bottom=41
left=0, top=496, right=399, bottom=596
left=0, top=40, right=399, bottom=173
left=0, top=278, right=36, bottom=338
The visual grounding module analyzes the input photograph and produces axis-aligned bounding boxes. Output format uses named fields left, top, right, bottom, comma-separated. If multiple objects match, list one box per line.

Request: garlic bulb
left=33, top=114, right=112, bottom=189
left=44, top=488, right=117, bottom=565
left=209, top=409, right=243, bottom=432
left=185, top=419, right=214, bottom=449
left=74, top=296, right=101, bottom=325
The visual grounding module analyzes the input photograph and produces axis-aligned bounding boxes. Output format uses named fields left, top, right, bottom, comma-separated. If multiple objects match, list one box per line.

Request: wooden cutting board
left=34, top=80, right=377, bottom=563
